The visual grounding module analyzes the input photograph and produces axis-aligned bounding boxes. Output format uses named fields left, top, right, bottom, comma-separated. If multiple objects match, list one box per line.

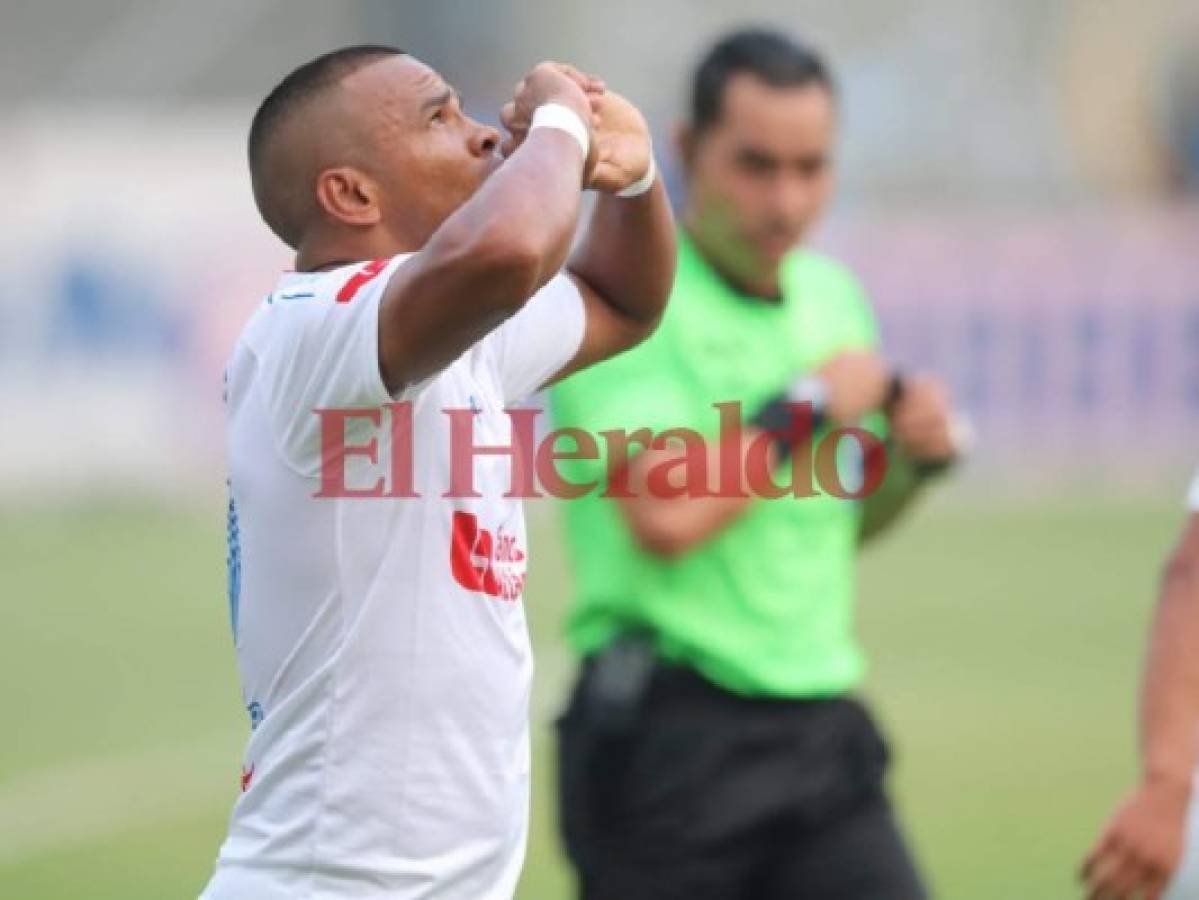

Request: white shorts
left=1166, top=789, right=1199, bottom=899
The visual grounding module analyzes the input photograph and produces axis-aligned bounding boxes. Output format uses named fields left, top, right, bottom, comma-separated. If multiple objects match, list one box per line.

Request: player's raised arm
left=500, top=78, right=676, bottom=385
left=556, top=88, right=677, bottom=379
left=375, top=63, right=599, bottom=394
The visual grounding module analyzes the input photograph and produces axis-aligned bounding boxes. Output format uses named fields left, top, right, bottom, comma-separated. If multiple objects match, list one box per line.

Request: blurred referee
left=550, top=29, right=963, bottom=899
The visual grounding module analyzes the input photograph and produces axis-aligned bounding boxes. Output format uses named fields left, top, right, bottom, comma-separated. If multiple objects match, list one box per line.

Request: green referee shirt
left=549, top=231, right=882, bottom=698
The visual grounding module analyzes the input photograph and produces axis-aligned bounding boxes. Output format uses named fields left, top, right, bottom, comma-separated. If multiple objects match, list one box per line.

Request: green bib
left=549, top=231, right=881, bottom=697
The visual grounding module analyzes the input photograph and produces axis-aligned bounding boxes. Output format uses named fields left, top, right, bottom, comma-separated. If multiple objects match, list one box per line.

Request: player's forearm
left=858, top=450, right=926, bottom=545
left=377, top=132, right=585, bottom=390
left=438, top=130, right=585, bottom=297
left=568, top=179, right=676, bottom=341
left=1140, top=534, right=1199, bottom=790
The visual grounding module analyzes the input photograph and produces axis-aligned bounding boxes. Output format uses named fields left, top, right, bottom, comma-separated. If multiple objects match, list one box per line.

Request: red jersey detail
left=450, top=511, right=526, bottom=602
left=240, top=763, right=255, bottom=792
left=336, top=259, right=388, bottom=303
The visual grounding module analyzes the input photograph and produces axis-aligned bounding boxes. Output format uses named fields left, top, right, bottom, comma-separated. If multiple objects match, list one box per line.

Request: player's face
left=684, top=76, right=836, bottom=284
left=346, top=56, right=502, bottom=243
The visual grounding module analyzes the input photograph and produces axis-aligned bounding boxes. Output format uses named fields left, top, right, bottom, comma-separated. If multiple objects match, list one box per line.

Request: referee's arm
left=859, top=374, right=958, bottom=545
left=619, top=352, right=890, bottom=558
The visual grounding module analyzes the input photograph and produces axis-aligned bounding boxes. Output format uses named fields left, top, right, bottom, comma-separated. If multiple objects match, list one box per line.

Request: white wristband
left=616, top=151, right=657, bottom=198
left=529, top=102, right=590, bottom=160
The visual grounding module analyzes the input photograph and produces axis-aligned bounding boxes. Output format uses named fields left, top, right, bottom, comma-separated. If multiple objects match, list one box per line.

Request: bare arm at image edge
left=1082, top=479, right=1199, bottom=900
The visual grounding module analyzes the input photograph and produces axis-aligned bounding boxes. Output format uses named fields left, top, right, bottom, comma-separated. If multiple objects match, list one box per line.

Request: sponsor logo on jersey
left=449, top=511, right=526, bottom=602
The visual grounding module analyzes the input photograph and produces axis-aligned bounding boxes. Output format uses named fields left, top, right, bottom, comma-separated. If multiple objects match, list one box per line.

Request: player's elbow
left=628, top=295, right=668, bottom=343
left=611, top=270, right=674, bottom=350
left=608, top=308, right=667, bottom=360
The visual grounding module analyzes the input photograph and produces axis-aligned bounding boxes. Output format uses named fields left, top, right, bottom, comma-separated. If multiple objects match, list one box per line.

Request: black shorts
left=557, top=659, right=928, bottom=900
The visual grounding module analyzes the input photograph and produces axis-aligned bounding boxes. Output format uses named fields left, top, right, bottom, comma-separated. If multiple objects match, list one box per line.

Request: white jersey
left=201, top=255, right=585, bottom=900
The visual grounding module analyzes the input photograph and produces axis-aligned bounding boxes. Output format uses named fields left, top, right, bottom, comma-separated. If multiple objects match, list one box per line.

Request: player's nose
left=469, top=121, right=501, bottom=158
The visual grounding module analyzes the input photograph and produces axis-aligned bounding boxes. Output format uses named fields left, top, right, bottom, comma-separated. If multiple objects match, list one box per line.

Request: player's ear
left=673, top=121, right=696, bottom=176
left=314, top=167, right=382, bottom=228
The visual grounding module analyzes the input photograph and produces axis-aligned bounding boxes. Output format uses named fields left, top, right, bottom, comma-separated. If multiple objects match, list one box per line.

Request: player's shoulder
left=241, top=255, right=414, bottom=344
left=268, top=256, right=409, bottom=310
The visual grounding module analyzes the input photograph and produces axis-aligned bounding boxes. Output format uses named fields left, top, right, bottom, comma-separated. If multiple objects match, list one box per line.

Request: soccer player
left=201, top=47, right=674, bottom=899
left=549, top=29, right=963, bottom=899
left=1081, top=475, right=1199, bottom=900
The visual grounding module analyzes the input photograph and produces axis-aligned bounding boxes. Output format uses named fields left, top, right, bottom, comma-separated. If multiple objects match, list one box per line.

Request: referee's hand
left=886, top=374, right=956, bottom=466
left=817, top=351, right=890, bottom=425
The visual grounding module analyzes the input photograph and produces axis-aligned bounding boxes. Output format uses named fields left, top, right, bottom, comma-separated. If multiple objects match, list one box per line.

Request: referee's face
left=683, top=74, right=836, bottom=286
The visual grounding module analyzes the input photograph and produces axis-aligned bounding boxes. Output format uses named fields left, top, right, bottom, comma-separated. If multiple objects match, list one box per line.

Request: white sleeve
left=247, top=255, right=426, bottom=472
left=1187, top=469, right=1199, bottom=511
left=486, top=272, right=586, bottom=403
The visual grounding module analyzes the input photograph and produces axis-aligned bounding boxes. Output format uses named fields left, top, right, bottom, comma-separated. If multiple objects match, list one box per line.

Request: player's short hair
left=248, top=44, right=405, bottom=247
left=690, top=28, right=835, bottom=134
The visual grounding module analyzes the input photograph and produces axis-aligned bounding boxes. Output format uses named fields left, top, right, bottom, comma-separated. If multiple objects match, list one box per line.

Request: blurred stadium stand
left=2, top=0, right=1197, bottom=496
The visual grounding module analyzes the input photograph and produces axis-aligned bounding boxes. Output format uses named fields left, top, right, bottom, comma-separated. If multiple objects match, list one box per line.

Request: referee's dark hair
left=689, top=28, right=835, bottom=135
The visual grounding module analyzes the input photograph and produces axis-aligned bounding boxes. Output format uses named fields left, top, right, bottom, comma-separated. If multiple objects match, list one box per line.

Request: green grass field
left=0, top=488, right=1178, bottom=899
